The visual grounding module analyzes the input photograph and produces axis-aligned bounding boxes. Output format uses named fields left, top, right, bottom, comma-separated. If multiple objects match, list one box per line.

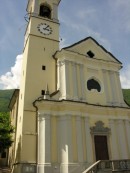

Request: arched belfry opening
left=87, top=78, right=101, bottom=92
left=39, top=4, right=51, bottom=19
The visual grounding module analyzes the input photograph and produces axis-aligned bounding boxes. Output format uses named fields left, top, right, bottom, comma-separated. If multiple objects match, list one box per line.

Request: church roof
left=63, top=36, right=122, bottom=65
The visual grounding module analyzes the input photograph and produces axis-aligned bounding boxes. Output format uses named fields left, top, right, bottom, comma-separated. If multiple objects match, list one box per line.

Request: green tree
left=0, top=112, right=14, bottom=153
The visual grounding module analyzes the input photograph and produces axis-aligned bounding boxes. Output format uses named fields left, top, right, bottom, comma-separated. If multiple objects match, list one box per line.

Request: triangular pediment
left=63, top=37, right=122, bottom=64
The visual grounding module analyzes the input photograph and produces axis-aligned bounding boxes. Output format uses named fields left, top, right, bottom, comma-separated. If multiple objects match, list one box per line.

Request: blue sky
left=0, top=0, right=130, bottom=89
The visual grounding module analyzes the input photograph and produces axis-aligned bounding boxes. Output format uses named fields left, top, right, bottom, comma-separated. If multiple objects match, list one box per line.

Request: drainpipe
left=32, top=100, right=38, bottom=173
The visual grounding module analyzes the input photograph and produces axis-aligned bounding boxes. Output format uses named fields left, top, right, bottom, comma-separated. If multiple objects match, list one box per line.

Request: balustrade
left=82, top=160, right=130, bottom=173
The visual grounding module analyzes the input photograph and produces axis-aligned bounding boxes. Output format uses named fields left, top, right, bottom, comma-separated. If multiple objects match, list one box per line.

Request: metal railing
left=82, top=160, right=130, bottom=173
left=99, top=160, right=130, bottom=171
left=82, top=160, right=101, bottom=173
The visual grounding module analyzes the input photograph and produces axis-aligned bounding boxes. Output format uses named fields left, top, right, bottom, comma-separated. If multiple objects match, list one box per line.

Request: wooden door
left=94, top=135, right=109, bottom=161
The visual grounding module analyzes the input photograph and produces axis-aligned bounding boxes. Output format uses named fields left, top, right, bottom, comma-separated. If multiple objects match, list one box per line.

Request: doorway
left=94, top=135, right=109, bottom=161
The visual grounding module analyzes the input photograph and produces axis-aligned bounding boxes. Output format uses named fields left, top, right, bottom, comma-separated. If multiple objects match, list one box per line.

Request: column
left=109, top=119, right=119, bottom=159
left=59, top=115, right=72, bottom=173
left=59, top=61, right=66, bottom=99
left=85, top=117, right=93, bottom=163
left=38, top=113, right=51, bottom=173
left=124, top=120, right=130, bottom=155
left=117, top=120, right=129, bottom=159
left=76, top=116, right=83, bottom=162
left=38, top=113, right=51, bottom=163
left=57, top=61, right=60, bottom=89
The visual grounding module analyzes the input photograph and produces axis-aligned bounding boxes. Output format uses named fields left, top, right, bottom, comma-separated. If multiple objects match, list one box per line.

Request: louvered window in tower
left=39, top=5, right=51, bottom=19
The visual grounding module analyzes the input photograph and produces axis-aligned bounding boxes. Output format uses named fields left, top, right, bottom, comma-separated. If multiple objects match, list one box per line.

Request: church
left=8, top=0, right=130, bottom=173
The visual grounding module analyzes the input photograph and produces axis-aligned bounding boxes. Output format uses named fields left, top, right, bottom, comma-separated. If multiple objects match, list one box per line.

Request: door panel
left=94, top=135, right=109, bottom=161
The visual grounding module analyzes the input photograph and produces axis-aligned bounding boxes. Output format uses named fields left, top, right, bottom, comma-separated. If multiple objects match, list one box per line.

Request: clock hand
left=44, top=25, right=49, bottom=30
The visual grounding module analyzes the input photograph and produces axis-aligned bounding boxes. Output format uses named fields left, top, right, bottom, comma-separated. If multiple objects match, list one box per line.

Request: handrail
left=82, top=160, right=101, bottom=173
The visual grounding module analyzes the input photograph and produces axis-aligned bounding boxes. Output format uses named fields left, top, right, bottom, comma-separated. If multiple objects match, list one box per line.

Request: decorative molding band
left=90, top=121, right=110, bottom=134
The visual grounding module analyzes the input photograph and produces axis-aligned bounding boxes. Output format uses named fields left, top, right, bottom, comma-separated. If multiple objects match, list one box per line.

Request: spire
left=44, top=84, right=50, bottom=99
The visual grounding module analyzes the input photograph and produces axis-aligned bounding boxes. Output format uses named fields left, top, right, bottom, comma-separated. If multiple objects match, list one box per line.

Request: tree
left=0, top=112, right=14, bottom=153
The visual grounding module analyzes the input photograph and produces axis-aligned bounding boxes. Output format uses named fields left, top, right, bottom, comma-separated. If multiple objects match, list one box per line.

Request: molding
left=90, top=121, right=110, bottom=134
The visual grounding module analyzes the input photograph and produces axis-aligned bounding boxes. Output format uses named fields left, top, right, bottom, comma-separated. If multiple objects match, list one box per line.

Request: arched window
left=87, top=79, right=101, bottom=92
left=39, top=5, right=51, bottom=19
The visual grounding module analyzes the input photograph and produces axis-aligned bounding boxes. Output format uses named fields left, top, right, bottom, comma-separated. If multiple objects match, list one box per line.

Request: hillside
left=0, top=89, right=130, bottom=112
left=122, top=89, right=130, bottom=105
left=0, top=89, right=14, bottom=112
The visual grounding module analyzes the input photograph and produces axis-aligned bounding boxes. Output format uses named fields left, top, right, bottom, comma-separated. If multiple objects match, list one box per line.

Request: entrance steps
left=0, top=168, right=11, bottom=173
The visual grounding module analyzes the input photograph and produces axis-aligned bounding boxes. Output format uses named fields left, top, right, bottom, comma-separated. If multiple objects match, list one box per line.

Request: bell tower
left=20, top=0, right=61, bottom=109
left=14, top=0, right=61, bottom=173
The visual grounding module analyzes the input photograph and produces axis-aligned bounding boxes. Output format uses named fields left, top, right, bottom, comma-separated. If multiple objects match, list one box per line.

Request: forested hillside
left=123, top=89, right=130, bottom=105
left=0, top=89, right=130, bottom=112
left=0, top=90, right=14, bottom=112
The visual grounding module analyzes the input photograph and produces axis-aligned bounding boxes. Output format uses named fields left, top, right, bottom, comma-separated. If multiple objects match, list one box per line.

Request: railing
left=82, top=160, right=130, bottom=173
left=98, top=160, right=130, bottom=171
left=82, top=160, right=101, bottom=173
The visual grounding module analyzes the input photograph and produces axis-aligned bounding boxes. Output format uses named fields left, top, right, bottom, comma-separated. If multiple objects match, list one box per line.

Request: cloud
left=60, top=12, right=111, bottom=52
left=120, top=65, right=130, bottom=89
left=108, top=0, right=130, bottom=33
left=0, top=55, right=23, bottom=89
left=77, top=8, right=96, bottom=20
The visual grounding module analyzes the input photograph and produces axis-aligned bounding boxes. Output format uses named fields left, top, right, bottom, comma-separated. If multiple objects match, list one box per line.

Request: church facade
left=8, top=0, right=130, bottom=173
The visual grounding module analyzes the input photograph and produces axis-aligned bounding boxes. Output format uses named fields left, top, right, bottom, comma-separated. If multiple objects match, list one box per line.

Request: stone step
left=0, top=168, right=11, bottom=173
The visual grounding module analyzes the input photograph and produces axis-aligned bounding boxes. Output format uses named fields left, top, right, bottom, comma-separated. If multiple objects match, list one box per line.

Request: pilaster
left=116, top=120, right=129, bottom=159
left=72, top=62, right=78, bottom=100
left=109, top=119, right=119, bottom=159
left=102, top=70, right=111, bottom=104
left=85, top=117, right=93, bottom=163
left=124, top=120, right=130, bottom=155
left=79, top=64, right=86, bottom=101
left=76, top=116, right=84, bottom=162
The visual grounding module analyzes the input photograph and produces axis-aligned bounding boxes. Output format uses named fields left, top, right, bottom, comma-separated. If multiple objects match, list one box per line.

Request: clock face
left=37, top=23, right=53, bottom=35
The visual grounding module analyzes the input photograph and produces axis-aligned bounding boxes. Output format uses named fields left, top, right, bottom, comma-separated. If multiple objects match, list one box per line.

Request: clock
left=37, top=23, right=53, bottom=35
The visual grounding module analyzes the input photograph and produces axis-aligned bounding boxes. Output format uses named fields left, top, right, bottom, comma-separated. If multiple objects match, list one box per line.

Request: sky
left=0, top=0, right=130, bottom=89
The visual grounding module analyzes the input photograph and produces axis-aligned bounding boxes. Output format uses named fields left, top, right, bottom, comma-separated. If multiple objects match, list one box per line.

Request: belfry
left=8, top=0, right=130, bottom=173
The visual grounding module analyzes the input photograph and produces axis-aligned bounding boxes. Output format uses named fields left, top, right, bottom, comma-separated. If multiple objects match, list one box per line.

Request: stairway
left=0, top=168, right=11, bottom=173
left=82, top=160, right=130, bottom=173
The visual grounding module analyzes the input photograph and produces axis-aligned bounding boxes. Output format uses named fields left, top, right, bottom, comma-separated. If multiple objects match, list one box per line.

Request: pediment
left=63, top=37, right=122, bottom=65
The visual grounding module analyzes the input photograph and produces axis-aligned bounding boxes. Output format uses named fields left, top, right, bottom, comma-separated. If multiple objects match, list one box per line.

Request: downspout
left=32, top=100, right=38, bottom=173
